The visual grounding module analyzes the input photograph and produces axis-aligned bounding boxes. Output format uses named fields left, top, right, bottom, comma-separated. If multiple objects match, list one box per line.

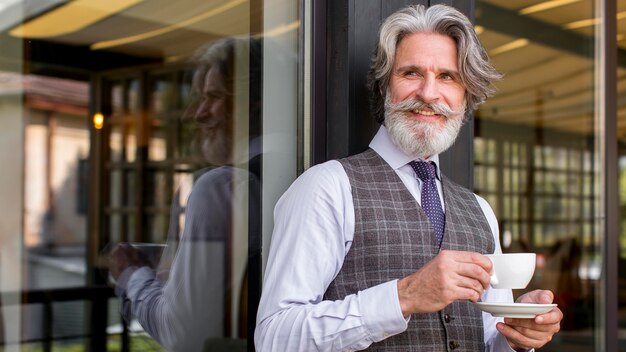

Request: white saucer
left=475, top=302, right=557, bottom=318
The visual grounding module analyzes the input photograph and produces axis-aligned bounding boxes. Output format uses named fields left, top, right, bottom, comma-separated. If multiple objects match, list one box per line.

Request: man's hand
left=498, top=290, right=562, bottom=350
left=397, top=250, right=492, bottom=316
left=107, top=243, right=144, bottom=280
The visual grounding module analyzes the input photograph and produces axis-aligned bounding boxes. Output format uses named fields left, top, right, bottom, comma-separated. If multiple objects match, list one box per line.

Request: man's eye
left=206, top=92, right=222, bottom=100
left=440, top=73, right=454, bottom=80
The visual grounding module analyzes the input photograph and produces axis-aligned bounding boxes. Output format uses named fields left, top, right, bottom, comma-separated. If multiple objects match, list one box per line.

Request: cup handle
left=490, top=273, right=499, bottom=287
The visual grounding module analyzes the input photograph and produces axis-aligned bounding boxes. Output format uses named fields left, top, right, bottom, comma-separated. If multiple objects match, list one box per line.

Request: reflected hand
left=107, top=243, right=144, bottom=280
left=498, top=290, right=562, bottom=350
left=397, top=250, right=492, bottom=316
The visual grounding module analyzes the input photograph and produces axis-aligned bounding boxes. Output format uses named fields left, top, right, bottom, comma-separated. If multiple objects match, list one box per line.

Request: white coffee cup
left=485, top=253, right=536, bottom=289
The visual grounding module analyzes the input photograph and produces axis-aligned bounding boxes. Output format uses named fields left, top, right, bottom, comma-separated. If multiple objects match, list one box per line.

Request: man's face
left=385, top=32, right=467, bottom=159
left=194, top=66, right=233, bottom=164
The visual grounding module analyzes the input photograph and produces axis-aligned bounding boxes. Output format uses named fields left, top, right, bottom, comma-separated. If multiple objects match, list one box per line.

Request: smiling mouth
left=413, top=109, right=438, bottom=116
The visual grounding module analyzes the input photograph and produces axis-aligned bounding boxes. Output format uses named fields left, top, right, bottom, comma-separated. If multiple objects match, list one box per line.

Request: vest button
left=444, top=314, right=451, bottom=323
left=449, top=341, right=460, bottom=350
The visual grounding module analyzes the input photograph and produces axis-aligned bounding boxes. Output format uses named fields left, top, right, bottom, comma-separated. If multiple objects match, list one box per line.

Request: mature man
left=108, top=37, right=261, bottom=352
left=255, top=4, right=562, bottom=352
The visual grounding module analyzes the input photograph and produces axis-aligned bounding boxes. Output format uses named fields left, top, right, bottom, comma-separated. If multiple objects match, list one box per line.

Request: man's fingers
left=454, top=262, right=491, bottom=288
left=535, top=308, right=563, bottom=324
left=497, top=322, right=551, bottom=349
left=431, top=251, right=493, bottom=292
left=501, top=323, right=549, bottom=341
left=453, top=287, right=482, bottom=302
left=502, top=308, right=561, bottom=350
left=427, top=269, right=484, bottom=303
left=505, top=317, right=557, bottom=332
left=399, top=251, right=498, bottom=315
left=537, top=291, right=554, bottom=304
left=452, top=272, right=486, bottom=293
left=440, top=250, right=492, bottom=271
left=517, top=289, right=554, bottom=304
left=505, top=308, right=562, bottom=330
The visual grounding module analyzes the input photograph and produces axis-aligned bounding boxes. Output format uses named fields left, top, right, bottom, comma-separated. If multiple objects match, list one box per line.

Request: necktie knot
left=410, top=161, right=437, bottom=181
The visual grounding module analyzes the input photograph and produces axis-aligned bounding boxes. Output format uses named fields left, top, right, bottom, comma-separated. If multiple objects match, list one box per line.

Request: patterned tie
left=410, top=161, right=445, bottom=247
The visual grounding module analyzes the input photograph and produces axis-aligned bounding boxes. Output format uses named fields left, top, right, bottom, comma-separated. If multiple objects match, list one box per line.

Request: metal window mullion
left=597, top=0, right=618, bottom=350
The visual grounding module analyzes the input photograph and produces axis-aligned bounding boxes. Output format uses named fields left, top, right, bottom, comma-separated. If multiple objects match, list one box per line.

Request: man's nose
left=415, top=75, right=439, bottom=103
left=194, top=101, right=210, bottom=122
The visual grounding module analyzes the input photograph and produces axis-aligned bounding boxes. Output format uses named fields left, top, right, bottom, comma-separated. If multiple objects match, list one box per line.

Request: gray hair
left=368, top=4, right=501, bottom=123
left=190, top=37, right=261, bottom=99
left=188, top=37, right=262, bottom=119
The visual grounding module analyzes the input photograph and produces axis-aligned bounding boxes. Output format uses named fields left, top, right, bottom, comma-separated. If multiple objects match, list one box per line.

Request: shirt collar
left=369, top=125, right=441, bottom=178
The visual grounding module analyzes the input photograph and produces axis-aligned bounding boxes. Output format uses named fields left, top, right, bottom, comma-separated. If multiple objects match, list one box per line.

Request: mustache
left=385, top=98, right=460, bottom=118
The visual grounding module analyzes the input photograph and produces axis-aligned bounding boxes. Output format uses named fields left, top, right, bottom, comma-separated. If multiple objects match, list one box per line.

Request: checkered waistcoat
left=325, top=149, right=495, bottom=351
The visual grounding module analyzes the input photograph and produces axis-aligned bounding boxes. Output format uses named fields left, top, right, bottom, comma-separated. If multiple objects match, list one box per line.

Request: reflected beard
left=384, top=96, right=466, bottom=159
left=200, top=126, right=233, bottom=165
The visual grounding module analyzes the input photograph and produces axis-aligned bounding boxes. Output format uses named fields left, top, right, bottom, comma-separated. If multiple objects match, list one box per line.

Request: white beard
left=384, top=96, right=466, bottom=159
left=198, top=125, right=233, bottom=165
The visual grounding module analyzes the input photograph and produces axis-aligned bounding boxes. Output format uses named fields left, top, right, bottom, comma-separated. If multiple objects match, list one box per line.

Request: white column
left=261, top=0, right=299, bottom=273
left=0, top=77, right=24, bottom=350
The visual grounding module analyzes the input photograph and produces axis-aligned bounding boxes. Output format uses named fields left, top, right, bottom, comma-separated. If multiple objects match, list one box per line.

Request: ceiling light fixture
left=91, top=0, right=246, bottom=50
left=489, top=38, right=529, bottom=56
left=563, top=17, right=599, bottom=30
left=563, top=11, right=626, bottom=30
left=10, top=0, right=144, bottom=38
left=259, top=21, right=300, bottom=38
left=519, top=0, right=582, bottom=15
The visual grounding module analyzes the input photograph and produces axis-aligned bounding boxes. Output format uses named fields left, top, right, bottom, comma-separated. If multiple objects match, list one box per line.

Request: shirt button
left=449, top=340, right=460, bottom=350
left=444, top=314, right=451, bottom=323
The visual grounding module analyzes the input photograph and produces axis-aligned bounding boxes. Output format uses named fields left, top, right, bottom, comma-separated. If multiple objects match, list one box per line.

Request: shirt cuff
left=125, top=266, right=156, bottom=299
left=114, top=266, right=139, bottom=297
left=358, top=279, right=408, bottom=342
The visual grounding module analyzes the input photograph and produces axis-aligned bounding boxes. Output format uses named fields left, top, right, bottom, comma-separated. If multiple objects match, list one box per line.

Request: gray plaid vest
left=325, top=149, right=495, bottom=351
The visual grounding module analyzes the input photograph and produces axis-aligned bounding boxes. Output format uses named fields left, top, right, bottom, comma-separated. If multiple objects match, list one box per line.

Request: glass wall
left=0, top=0, right=302, bottom=351
left=617, top=0, right=626, bottom=350
left=474, top=0, right=602, bottom=350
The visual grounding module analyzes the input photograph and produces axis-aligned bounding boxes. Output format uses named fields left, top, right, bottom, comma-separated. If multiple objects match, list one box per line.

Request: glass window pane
left=111, top=82, right=124, bottom=115
left=125, top=124, right=136, bottom=163
left=149, top=124, right=167, bottom=161
left=619, top=0, right=626, bottom=347
left=110, top=125, right=124, bottom=162
left=128, top=79, right=141, bottom=114
left=151, top=77, right=175, bottom=115
left=474, top=1, right=600, bottom=349
left=109, top=213, right=123, bottom=244
left=1, top=0, right=295, bottom=349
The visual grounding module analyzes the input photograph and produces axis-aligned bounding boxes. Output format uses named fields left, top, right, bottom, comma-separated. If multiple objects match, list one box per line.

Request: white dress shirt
left=255, top=126, right=520, bottom=351
left=115, top=166, right=257, bottom=352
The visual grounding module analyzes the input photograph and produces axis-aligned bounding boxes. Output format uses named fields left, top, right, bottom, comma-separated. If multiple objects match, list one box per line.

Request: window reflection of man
left=108, top=37, right=261, bottom=352
left=193, top=47, right=234, bottom=166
